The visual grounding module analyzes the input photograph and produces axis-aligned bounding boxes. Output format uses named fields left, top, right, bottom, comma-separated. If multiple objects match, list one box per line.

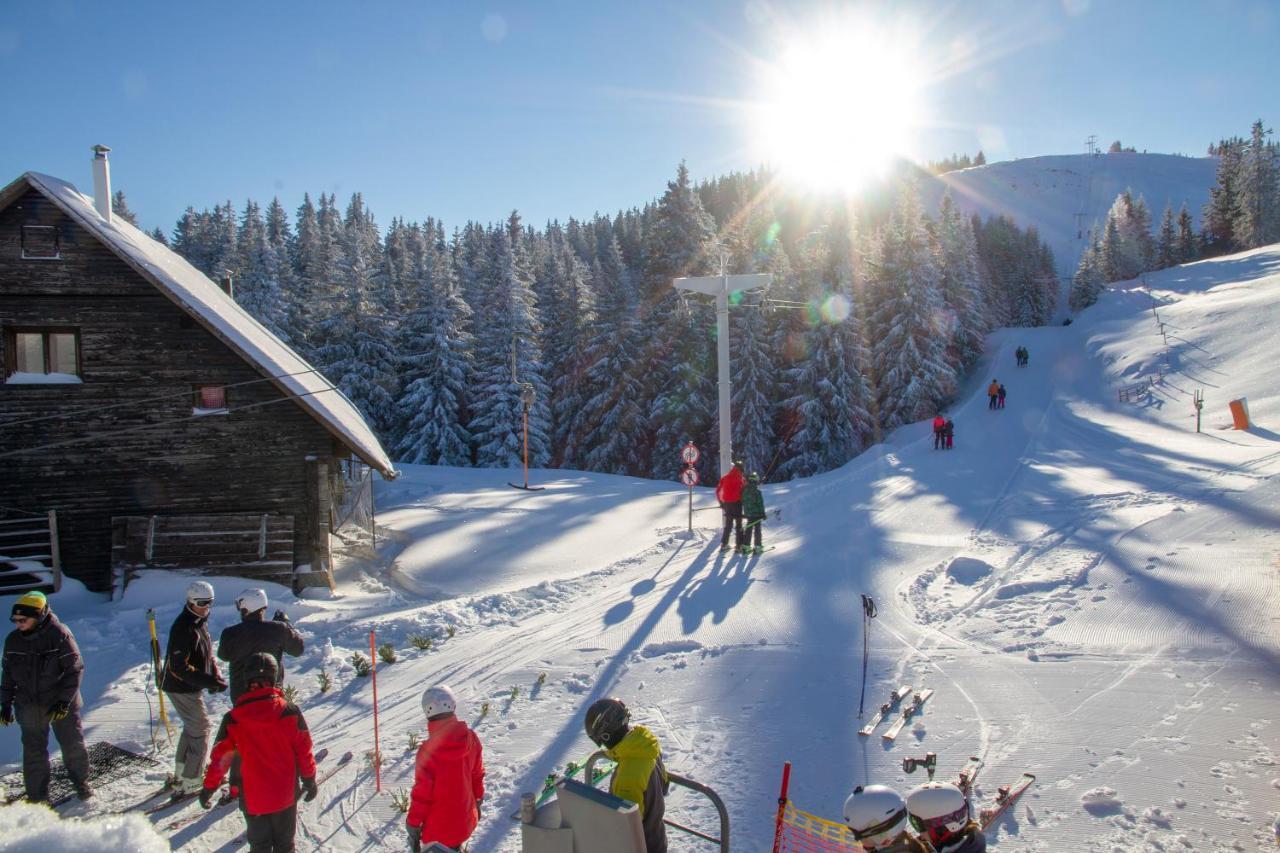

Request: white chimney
left=91, top=144, right=112, bottom=223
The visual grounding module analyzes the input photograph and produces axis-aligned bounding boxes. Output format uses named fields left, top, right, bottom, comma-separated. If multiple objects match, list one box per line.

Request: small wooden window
left=193, top=384, right=228, bottom=415
left=3, top=327, right=82, bottom=383
left=20, top=226, right=60, bottom=259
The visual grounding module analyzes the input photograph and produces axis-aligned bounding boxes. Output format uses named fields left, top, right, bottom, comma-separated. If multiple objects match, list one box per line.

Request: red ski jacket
left=716, top=468, right=745, bottom=503
left=932, top=416, right=945, bottom=432
left=407, top=716, right=485, bottom=848
left=204, top=685, right=317, bottom=815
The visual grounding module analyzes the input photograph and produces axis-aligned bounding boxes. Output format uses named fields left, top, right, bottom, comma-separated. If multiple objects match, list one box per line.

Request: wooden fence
left=111, top=513, right=294, bottom=595
left=0, top=510, right=62, bottom=594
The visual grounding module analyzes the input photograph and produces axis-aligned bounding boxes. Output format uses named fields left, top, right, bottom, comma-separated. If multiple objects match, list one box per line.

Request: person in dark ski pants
left=201, top=652, right=318, bottom=853
left=217, top=588, right=304, bottom=801
left=997, top=384, right=1007, bottom=409
left=406, top=684, right=485, bottom=853
left=944, top=419, right=955, bottom=450
left=162, top=581, right=228, bottom=797
left=585, top=697, right=669, bottom=853
left=715, top=460, right=747, bottom=553
left=0, top=590, right=91, bottom=803
left=987, top=380, right=999, bottom=410
left=741, top=472, right=767, bottom=554
left=932, top=414, right=946, bottom=449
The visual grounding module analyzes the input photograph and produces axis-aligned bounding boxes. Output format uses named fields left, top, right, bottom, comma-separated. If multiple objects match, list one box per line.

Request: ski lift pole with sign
left=680, top=442, right=700, bottom=534
left=509, top=381, right=545, bottom=491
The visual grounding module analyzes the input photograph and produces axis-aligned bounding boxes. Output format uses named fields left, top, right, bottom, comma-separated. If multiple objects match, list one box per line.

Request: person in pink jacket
left=406, top=684, right=485, bottom=852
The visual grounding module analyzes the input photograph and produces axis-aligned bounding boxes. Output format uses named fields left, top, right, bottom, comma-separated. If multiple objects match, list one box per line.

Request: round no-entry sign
left=680, top=442, right=700, bottom=465
left=680, top=467, right=699, bottom=487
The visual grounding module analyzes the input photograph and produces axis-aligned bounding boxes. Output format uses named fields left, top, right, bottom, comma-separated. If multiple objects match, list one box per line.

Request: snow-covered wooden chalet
left=0, top=147, right=396, bottom=596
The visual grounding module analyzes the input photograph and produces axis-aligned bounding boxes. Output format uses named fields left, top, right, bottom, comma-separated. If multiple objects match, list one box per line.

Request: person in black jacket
left=162, top=581, right=227, bottom=797
left=217, top=588, right=304, bottom=702
left=0, top=590, right=91, bottom=802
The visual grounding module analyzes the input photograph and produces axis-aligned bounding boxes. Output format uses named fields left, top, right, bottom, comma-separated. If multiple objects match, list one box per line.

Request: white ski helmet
left=843, top=784, right=909, bottom=850
left=235, top=588, right=268, bottom=615
left=906, top=781, right=970, bottom=845
left=421, top=684, right=457, bottom=720
left=185, top=581, right=215, bottom=604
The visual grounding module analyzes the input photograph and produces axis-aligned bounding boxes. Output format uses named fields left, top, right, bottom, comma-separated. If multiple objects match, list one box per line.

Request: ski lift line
left=0, top=383, right=346, bottom=460
left=0, top=365, right=334, bottom=430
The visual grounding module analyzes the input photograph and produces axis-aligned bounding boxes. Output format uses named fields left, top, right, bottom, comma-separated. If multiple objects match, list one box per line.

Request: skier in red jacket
left=201, top=652, right=318, bottom=853
left=715, top=460, right=747, bottom=554
left=407, top=684, right=485, bottom=852
left=932, top=415, right=946, bottom=450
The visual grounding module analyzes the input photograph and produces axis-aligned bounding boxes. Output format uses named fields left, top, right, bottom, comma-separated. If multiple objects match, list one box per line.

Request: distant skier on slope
left=997, top=384, right=1007, bottom=409
left=715, top=459, right=746, bottom=554
left=987, top=380, right=999, bottom=410
left=933, top=414, right=946, bottom=449
left=906, top=780, right=986, bottom=853
left=406, top=685, right=485, bottom=853
left=843, top=784, right=930, bottom=852
left=944, top=419, right=955, bottom=450
left=741, top=472, right=766, bottom=554
left=584, top=697, right=670, bottom=852
left=200, top=652, right=318, bottom=852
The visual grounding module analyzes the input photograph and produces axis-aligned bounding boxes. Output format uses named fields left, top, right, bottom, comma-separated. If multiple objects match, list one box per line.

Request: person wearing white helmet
left=216, top=588, right=304, bottom=701
left=843, top=784, right=929, bottom=852
left=906, top=780, right=986, bottom=852
left=159, top=580, right=227, bottom=799
left=406, top=684, right=485, bottom=853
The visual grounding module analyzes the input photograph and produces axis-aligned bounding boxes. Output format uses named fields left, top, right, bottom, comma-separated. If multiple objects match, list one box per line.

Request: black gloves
left=406, top=825, right=422, bottom=853
left=273, top=609, right=290, bottom=623
left=210, top=679, right=227, bottom=694
left=198, top=786, right=217, bottom=809
left=0, top=702, right=12, bottom=726
left=47, top=700, right=71, bottom=722
left=300, top=775, right=318, bottom=802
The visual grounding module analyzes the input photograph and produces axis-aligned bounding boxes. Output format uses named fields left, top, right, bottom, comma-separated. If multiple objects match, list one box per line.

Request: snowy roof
left=2, top=171, right=396, bottom=479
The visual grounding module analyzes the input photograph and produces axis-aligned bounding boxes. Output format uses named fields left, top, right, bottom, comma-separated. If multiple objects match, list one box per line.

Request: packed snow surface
left=3, top=245, right=1279, bottom=850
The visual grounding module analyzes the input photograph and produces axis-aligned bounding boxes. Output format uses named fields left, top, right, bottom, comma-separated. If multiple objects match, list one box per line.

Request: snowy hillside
left=4, top=245, right=1279, bottom=851
left=919, top=153, right=1217, bottom=279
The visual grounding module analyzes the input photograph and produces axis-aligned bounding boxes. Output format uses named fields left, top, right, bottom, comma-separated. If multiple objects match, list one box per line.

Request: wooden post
left=47, top=510, right=62, bottom=592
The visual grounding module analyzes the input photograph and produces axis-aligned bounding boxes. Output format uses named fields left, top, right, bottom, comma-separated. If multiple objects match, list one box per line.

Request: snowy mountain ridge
left=919, top=152, right=1218, bottom=279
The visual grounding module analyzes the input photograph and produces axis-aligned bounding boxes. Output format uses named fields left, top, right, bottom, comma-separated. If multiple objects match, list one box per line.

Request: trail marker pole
left=369, top=630, right=382, bottom=792
left=680, top=442, right=700, bottom=535
left=146, top=609, right=173, bottom=740
left=1194, top=389, right=1204, bottom=433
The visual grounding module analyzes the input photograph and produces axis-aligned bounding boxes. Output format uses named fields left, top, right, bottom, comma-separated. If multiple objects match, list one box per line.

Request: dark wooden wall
left=0, top=187, right=344, bottom=592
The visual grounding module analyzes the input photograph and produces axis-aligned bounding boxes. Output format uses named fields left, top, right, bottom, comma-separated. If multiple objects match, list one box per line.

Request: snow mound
left=1080, top=786, right=1124, bottom=815
left=945, top=556, right=992, bottom=585
left=638, top=640, right=703, bottom=658
left=0, top=801, right=168, bottom=852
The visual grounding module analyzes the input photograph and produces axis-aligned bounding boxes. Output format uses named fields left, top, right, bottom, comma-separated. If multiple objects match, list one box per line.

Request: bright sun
left=753, top=28, right=924, bottom=193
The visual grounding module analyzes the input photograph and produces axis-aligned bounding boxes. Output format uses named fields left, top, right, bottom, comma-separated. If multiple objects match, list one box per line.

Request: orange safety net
left=776, top=801, right=865, bottom=852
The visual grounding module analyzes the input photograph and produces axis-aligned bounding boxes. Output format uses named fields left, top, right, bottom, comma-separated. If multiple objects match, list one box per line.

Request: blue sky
left=1, top=1, right=1275, bottom=234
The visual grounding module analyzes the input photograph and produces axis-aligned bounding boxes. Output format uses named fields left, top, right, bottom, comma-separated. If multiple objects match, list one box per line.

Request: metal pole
left=369, top=630, right=381, bottom=792
left=522, top=405, right=530, bottom=489
left=688, top=485, right=693, bottom=535
left=716, top=278, right=732, bottom=476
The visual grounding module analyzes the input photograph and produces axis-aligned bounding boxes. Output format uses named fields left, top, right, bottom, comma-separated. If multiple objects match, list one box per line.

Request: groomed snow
left=2, top=244, right=1278, bottom=850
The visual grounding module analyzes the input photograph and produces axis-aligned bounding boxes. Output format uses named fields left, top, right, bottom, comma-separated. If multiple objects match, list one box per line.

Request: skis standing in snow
left=859, top=685, right=912, bottom=736
left=160, top=581, right=227, bottom=801
left=199, top=652, right=318, bottom=851
left=407, top=685, right=485, bottom=853
left=883, top=689, right=934, bottom=741
left=715, top=460, right=746, bottom=553
left=740, top=472, right=767, bottom=555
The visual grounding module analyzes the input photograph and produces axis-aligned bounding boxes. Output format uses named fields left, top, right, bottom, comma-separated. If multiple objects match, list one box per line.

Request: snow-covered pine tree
left=263, top=197, right=302, bottom=345
left=468, top=216, right=552, bottom=469
left=935, top=192, right=987, bottom=369
left=579, top=236, right=648, bottom=475
left=232, top=200, right=290, bottom=339
left=865, top=182, right=954, bottom=432
left=1069, top=230, right=1105, bottom=311
left=642, top=162, right=719, bottom=482
left=149, top=226, right=168, bottom=246
left=111, top=191, right=138, bottom=226
left=538, top=226, right=597, bottom=469
left=209, top=200, right=238, bottom=281
left=1175, top=204, right=1197, bottom=264
left=1100, top=213, right=1125, bottom=282
left=1156, top=204, right=1177, bottom=269
left=393, top=221, right=474, bottom=466
left=1233, top=119, right=1280, bottom=249
left=171, top=207, right=216, bottom=277
left=1203, top=137, right=1244, bottom=254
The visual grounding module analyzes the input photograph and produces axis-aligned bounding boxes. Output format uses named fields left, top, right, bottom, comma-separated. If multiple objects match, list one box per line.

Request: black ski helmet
left=243, top=652, right=279, bottom=689
left=584, top=697, right=630, bottom=748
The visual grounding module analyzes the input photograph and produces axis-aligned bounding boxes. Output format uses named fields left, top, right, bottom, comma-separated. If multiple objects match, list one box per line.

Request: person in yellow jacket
left=584, top=697, right=669, bottom=852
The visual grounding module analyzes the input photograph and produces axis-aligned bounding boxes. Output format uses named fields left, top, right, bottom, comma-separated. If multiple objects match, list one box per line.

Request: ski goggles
left=190, top=598, right=214, bottom=607
left=909, top=803, right=970, bottom=842
left=848, top=807, right=907, bottom=843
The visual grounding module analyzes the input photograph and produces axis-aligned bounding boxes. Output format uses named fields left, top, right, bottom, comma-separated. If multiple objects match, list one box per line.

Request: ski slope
left=4, top=245, right=1279, bottom=851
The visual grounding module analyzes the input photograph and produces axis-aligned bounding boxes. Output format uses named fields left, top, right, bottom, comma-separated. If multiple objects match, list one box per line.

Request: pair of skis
left=858, top=685, right=933, bottom=740
left=882, top=689, right=934, bottom=741
left=911, top=754, right=1036, bottom=831
left=510, top=755, right=617, bottom=819
left=858, top=684, right=912, bottom=736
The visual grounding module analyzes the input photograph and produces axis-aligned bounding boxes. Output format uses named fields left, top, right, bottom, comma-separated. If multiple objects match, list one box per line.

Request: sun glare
left=753, top=28, right=925, bottom=193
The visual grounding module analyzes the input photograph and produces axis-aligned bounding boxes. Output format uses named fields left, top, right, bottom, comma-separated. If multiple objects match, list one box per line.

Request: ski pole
left=369, top=630, right=381, bottom=793
left=858, top=595, right=876, bottom=717
left=146, top=609, right=173, bottom=739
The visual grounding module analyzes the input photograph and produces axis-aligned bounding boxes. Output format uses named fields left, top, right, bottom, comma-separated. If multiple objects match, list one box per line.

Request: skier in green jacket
left=740, top=472, right=766, bottom=554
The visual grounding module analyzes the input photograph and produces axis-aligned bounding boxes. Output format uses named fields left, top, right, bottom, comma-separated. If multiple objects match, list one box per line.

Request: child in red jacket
left=201, top=652, right=317, bottom=852
left=407, top=684, right=485, bottom=852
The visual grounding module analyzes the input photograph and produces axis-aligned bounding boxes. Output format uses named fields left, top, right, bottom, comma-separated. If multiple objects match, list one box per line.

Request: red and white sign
left=680, top=442, right=700, bottom=465
left=680, top=468, right=699, bottom=487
